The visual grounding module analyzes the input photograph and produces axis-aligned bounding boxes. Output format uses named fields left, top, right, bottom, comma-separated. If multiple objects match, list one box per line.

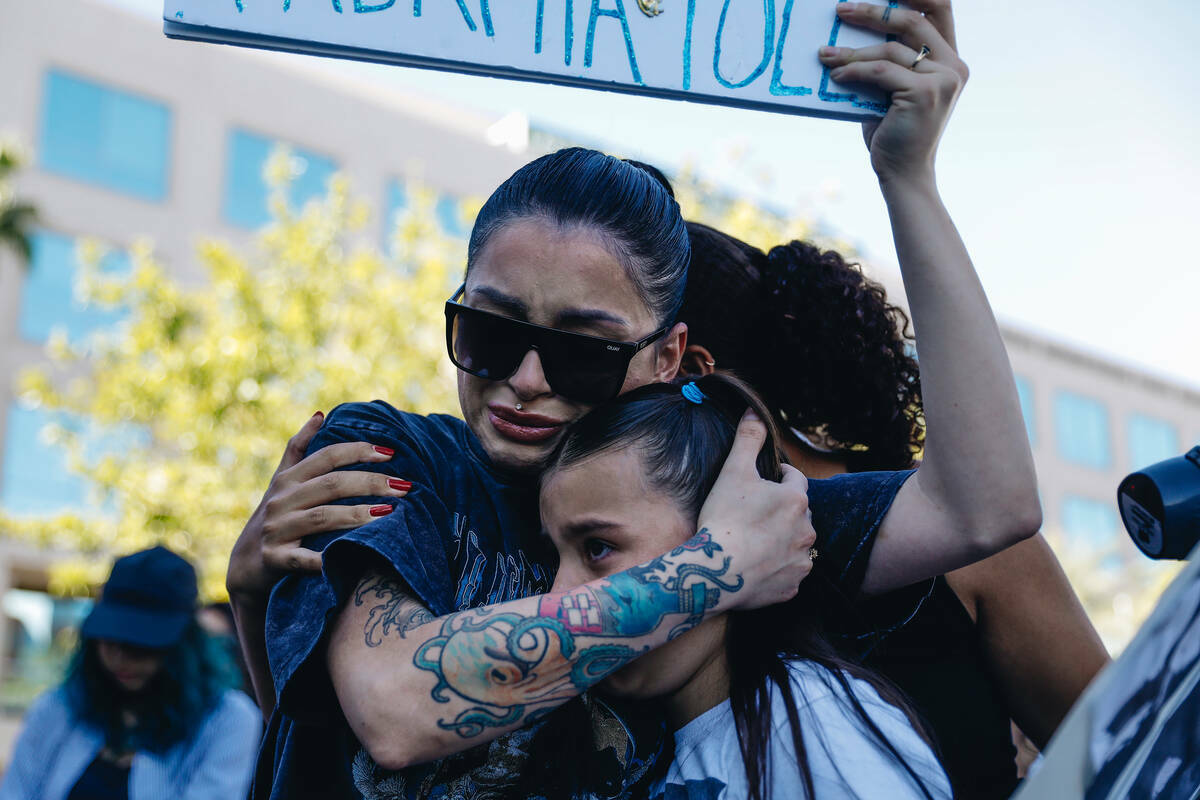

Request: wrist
left=874, top=160, right=937, bottom=193
left=228, top=587, right=269, bottom=613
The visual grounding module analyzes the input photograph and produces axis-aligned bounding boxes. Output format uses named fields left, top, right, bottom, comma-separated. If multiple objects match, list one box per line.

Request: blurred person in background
left=0, top=546, right=260, bottom=800
left=196, top=601, right=255, bottom=699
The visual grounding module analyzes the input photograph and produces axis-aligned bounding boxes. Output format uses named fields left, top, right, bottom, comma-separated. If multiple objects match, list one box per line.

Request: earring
left=515, top=403, right=523, bottom=411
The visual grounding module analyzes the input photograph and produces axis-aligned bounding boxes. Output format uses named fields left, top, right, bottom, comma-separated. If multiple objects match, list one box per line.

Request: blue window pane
left=383, top=178, right=408, bottom=252
left=1, top=408, right=91, bottom=515
left=1015, top=375, right=1036, bottom=446
left=39, top=70, right=171, bottom=201
left=1128, top=414, right=1179, bottom=470
left=1, top=407, right=145, bottom=516
left=436, top=195, right=469, bottom=238
left=1054, top=390, right=1111, bottom=469
left=1061, top=495, right=1119, bottom=550
left=19, top=232, right=128, bottom=344
left=223, top=130, right=338, bottom=229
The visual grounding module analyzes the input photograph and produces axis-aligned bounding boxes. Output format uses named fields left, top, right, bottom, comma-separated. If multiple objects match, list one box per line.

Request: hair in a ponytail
left=682, top=222, right=923, bottom=471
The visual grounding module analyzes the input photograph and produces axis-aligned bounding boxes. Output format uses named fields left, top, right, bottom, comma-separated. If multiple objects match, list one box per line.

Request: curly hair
left=64, top=619, right=242, bottom=753
left=681, top=222, right=923, bottom=471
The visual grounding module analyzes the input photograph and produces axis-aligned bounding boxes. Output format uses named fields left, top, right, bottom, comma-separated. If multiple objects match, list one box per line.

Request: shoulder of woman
left=777, top=661, right=952, bottom=799
left=203, top=689, right=262, bottom=734
left=23, top=686, right=73, bottom=726
left=324, top=400, right=451, bottom=440
left=780, top=661, right=905, bottom=724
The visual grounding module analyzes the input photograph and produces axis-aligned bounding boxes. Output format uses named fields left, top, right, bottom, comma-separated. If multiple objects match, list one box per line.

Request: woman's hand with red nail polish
left=227, top=413, right=413, bottom=601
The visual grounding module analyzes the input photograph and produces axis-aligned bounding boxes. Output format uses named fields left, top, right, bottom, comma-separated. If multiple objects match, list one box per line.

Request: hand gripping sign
left=164, top=0, right=896, bottom=120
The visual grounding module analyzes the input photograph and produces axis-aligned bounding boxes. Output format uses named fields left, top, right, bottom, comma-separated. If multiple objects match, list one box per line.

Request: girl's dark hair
left=681, top=221, right=924, bottom=471
left=468, top=148, right=690, bottom=326
left=546, top=373, right=936, bottom=800
left=64, top=619, right=241, bottom=753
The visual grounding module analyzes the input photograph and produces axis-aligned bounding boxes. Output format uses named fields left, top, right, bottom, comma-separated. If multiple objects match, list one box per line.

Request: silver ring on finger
left=910, top=44, right=932, bottom=69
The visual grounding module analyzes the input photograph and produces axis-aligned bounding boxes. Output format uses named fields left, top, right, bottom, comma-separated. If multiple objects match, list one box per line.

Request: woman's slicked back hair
left=467, top=148, right=690, bottom=326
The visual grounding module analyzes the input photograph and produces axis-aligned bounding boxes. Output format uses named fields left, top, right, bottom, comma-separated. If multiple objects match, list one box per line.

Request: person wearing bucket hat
left=0, top=547, right=261, bottom=800
left=82, top=546, right=199, bottom=650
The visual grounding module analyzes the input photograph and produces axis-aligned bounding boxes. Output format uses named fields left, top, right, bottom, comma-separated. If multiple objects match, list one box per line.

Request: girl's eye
left=583, top=539, right=614, bottom=562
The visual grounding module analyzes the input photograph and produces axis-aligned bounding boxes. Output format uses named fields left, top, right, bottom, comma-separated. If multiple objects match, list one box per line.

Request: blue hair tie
left=681, top=382, right=706, bottom=405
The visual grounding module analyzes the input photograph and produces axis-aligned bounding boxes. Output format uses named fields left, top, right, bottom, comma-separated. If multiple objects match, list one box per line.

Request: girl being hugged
left=539, top=374, right=951, bottom=800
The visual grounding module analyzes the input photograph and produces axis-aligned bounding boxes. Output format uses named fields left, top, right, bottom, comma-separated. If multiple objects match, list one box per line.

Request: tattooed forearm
left=412, top=529, right=742, bottom=737
left=354, top=573, right=435, bottom=647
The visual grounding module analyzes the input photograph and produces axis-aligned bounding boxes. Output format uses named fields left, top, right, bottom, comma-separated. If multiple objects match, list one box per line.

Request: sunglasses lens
left=539, top=336, right=629, bottom=404
left=450, top=307, right=529, bottom=381
left=446, top=301, right=635, bottom=405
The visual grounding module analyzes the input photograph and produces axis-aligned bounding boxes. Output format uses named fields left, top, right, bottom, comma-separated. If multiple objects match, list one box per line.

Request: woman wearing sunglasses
left=229, top=3, right=1040, bottom=797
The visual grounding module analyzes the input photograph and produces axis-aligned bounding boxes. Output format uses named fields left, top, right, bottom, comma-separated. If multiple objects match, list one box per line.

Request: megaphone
left=1118, top=446, right=1200, bottom=560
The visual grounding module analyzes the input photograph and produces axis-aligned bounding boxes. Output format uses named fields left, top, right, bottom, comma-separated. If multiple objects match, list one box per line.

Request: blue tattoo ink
left=354, top=0, right=394, bottom=10
left=714, top=0, right=775, bottom=90
left=769, top=0, right=812, bottom=96
left=585, top=0, right=643, bottom=85
left=682, top=0, right=696, bottom=90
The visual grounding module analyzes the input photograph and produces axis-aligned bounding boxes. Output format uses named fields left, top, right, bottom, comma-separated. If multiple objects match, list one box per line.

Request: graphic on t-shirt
left=452, top=512, right=551, bottom=611
left=651, top=778, right=727, bottom=799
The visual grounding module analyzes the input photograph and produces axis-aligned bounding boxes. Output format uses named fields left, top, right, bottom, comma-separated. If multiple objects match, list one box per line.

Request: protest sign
left=1014, top=544, right=1200, bottom=800
left=164, top=1, right=894, bottom=120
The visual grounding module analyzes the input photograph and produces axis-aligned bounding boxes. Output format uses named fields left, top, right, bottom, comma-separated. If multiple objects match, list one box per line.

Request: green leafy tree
left=0, top=140, right=38, bottom=266
left=4, top=153, right=466, bottom=598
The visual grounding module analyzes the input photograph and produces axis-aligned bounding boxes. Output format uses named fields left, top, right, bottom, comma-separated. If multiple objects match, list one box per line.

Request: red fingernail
left=374, top=446, right=395, bottom=457
left=370, top=505, right=393, bottom=517
left=388, top=479, right=412, bottom=491
left=313, top=410, right=324, bottom=419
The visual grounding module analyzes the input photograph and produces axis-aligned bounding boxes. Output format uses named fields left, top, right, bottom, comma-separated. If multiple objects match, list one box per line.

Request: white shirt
left=650, top=661, right=952, bottom=800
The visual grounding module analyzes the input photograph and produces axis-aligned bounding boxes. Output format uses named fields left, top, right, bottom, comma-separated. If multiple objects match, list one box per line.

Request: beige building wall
left=1004, top=324, right=1200, bottom=542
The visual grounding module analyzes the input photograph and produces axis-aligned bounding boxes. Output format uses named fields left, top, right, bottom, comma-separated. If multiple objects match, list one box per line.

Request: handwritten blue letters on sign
left=170, top=0, right=890, bottom=120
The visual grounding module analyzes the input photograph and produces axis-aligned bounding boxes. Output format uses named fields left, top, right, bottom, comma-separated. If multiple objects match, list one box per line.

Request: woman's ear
left=653, top=322, right=689, bottom=382
left=678, top=344, right=717, bottom=378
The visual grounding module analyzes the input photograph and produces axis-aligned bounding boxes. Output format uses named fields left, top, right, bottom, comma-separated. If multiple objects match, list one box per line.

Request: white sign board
left=164, top=1, right=893, bottom=120
left=1014, top=544, right=1200, bottom=800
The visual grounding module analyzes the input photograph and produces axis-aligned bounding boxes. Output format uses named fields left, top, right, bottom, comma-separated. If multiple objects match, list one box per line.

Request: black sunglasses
left=444, top=284, right=671, bottom=405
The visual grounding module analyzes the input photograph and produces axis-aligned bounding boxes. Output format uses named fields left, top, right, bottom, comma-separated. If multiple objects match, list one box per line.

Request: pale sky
left=107, top=0, right=1200, bottom=393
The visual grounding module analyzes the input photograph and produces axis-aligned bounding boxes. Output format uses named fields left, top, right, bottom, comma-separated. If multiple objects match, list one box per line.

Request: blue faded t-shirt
left=254, top=401, right=914, bottom=799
